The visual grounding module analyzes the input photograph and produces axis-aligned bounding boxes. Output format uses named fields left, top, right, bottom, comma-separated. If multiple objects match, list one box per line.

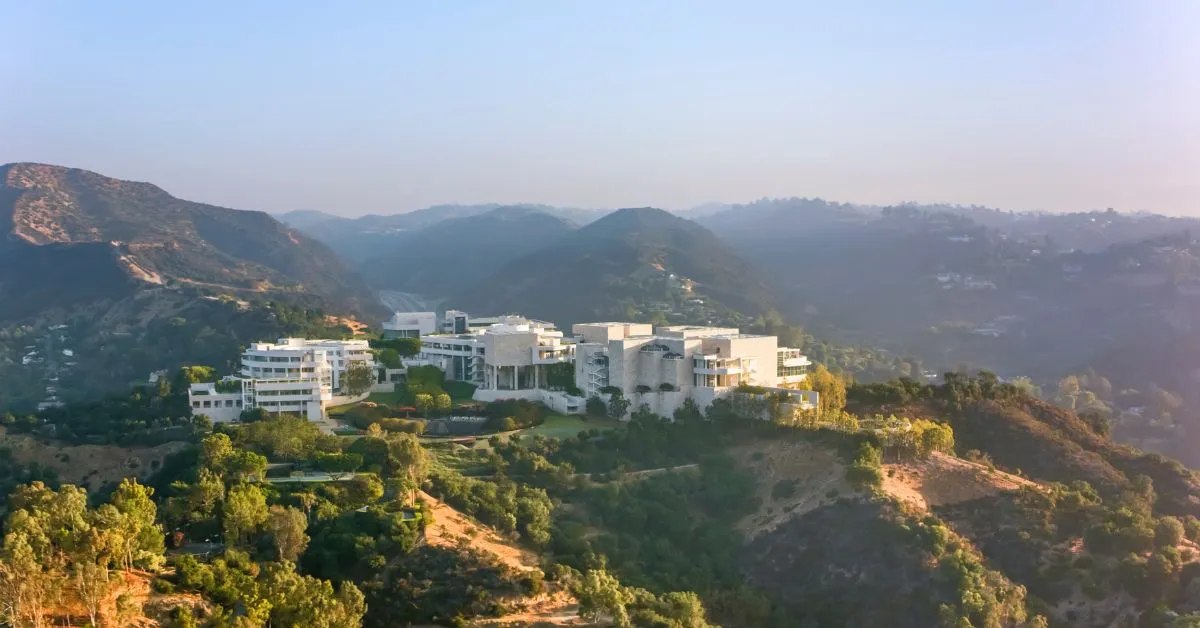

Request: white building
left=382, top=312, right=437, bottom=339
left=572, top=322, right=816, bottom=419
left=438, top=310, right=554, bottom=335
left=419, top=317, right=575, bottom=394
left=187, top=380, right=245, bottom=423
left=188, top=338, right=374, bottom=422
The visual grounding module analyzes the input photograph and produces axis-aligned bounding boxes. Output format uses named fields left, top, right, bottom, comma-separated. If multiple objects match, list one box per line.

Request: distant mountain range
left=11, top=163, right=1200, bottom=464
left=452, top=207, right=777, bottom=325
left=358, top=205, right=578, bottom=297
left=283, top=203, right=777, bottom=327
left=278, top=204, right=611, bottom=264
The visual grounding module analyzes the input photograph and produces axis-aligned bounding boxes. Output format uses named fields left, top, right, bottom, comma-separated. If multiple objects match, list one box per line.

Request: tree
left=388, top=433, right=429, bottom=505
left=586, top=396, right=607, bottom=418
left=316, top=452, right=363, bottom=480
left=1157, top=517, right=1186, bottom=548
left=109, top=478, right=164, bottom=570
left=390, top=337, right=421, bottom=357
left=1009, top=376, right=1041, bottom=398
left=201, top=433, right=235, bottom=469
left=434, top=393, right=453, bottom=412
left=267, top=506, right=310, bottom=562
left=377, top=348, right=402, bottom=369
left=224, top=449, right=269, bottom=483
left=344, top=474, right=384, bottom=509
left=261, top=562, right=366, bottom=628
left=223, top=483, right=269, bottom=547
left=0, top=531, right=58, bottom=628
left=169, top=467, right=225, bottom=527
left=575, top=569, right=632, bottom=627
left=179, top=365, right=217, bottom=384
left=806, top=365, right=847, bottom=417
left=342, top=361, right=375, bottom=396
left=607, top=392, right=631, bottom=421
left=914, top=420, right=955, bottom=458
left=414, top=393, right=434, bottom=414
left=72, top=560, right=114, bottom=627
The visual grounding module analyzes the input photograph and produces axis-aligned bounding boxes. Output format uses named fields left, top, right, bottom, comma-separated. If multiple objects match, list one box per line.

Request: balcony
left=780, top=356, right=811, bottom=368
left=694, top=366, right=744, bottom=376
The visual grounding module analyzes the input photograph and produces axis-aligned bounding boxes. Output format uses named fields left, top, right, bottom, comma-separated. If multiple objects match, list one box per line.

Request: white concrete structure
left=419, top=317, right=575, bottom=393
left=382, top=312, right=437, bottom=339
left=572, top=322, right=816, bottom=419
left=187, top=381, right=244, bottom=423
left=189, top=338, right=375, bottom=422
left=439, top=310, right=554, bottom=335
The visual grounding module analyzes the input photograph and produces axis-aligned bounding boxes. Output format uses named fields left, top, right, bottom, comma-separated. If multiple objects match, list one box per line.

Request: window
left=203, top=400, right=211, bottom=408
left=192, top=401, right=200, bottom=408
left=224, top=400, right=234, bottom=407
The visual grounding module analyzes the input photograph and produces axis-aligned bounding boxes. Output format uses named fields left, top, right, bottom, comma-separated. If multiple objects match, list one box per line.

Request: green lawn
left=519, top=414, right=623, bottom=439
left=365, top=390, right=407, bottom=405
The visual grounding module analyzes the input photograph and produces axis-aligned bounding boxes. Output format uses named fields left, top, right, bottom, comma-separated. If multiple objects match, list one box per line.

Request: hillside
left=454, top=207, right=778, bottom=326
left=0, top=163, right=384, bottom=320
left=700, top=200, right=1200, bottom=465
left=287, top=203, right=611, bottom=265
left=359, top=206, right=578, bottom=296
left=0, top=290, right=365, bottom=412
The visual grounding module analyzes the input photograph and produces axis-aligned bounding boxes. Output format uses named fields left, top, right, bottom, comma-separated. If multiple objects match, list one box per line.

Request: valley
left=4, top=162, right=1200, bottom=626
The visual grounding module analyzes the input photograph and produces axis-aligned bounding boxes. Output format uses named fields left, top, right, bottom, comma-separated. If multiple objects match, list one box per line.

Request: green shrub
left=1156, top=516, right=1186, bottom=547
left=771, top=479, right=797, bottom=501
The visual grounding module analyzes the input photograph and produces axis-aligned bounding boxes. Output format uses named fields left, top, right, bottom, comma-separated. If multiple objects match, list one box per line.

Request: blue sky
left=1, top=1, right=1196, bottom=215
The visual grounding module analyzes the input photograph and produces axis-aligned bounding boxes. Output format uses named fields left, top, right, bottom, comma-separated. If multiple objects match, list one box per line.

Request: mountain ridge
left=359, top=205, right=578, bottom=296
left=453, top=206, right=778, bottom=326
left=0, top=162, right=384, bottom=320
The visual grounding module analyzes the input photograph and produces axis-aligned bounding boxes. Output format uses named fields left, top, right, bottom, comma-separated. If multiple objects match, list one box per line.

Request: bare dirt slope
left=419, top=491, right=590, bottom=626
left=732, top=439, right=856, bottom=539
left=421, top=490, right=541, bottom=572
left=0, top=431, right=187, bottom=490
left=880, top=452, right=1038, bottom=510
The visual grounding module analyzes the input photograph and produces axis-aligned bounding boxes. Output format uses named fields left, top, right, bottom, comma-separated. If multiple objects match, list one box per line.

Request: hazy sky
left=1, top=1, right=1197, bottom=216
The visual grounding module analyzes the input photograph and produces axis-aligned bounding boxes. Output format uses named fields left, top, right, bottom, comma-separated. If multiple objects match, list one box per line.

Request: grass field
left=518, top=414, right=623, bottom=439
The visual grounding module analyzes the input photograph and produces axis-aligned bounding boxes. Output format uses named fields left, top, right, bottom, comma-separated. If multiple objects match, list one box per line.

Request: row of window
left=193, top=399, right=243, bottom=409
left=246, top=367, right=317, bottom=376
left=244, top=355, right=305, bottom=363
left=256, top=389, right=315, bottom=397
left=257, top=401, right=306, bottom=409
left=424, top=342, right=479, bottom=353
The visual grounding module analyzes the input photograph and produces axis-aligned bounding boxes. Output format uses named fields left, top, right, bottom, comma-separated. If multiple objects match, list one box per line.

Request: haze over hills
left=694, top=199, right=1200, bottom=465
left=359, top=205, right=578, bottom=297
left=453, top=207, right=778, bottom=326
left=281, top=204, right=612, bottom=264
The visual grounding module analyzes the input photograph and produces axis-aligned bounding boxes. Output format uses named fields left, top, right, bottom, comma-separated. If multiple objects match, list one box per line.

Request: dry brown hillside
left=420, top=491, right=589, bottom=627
